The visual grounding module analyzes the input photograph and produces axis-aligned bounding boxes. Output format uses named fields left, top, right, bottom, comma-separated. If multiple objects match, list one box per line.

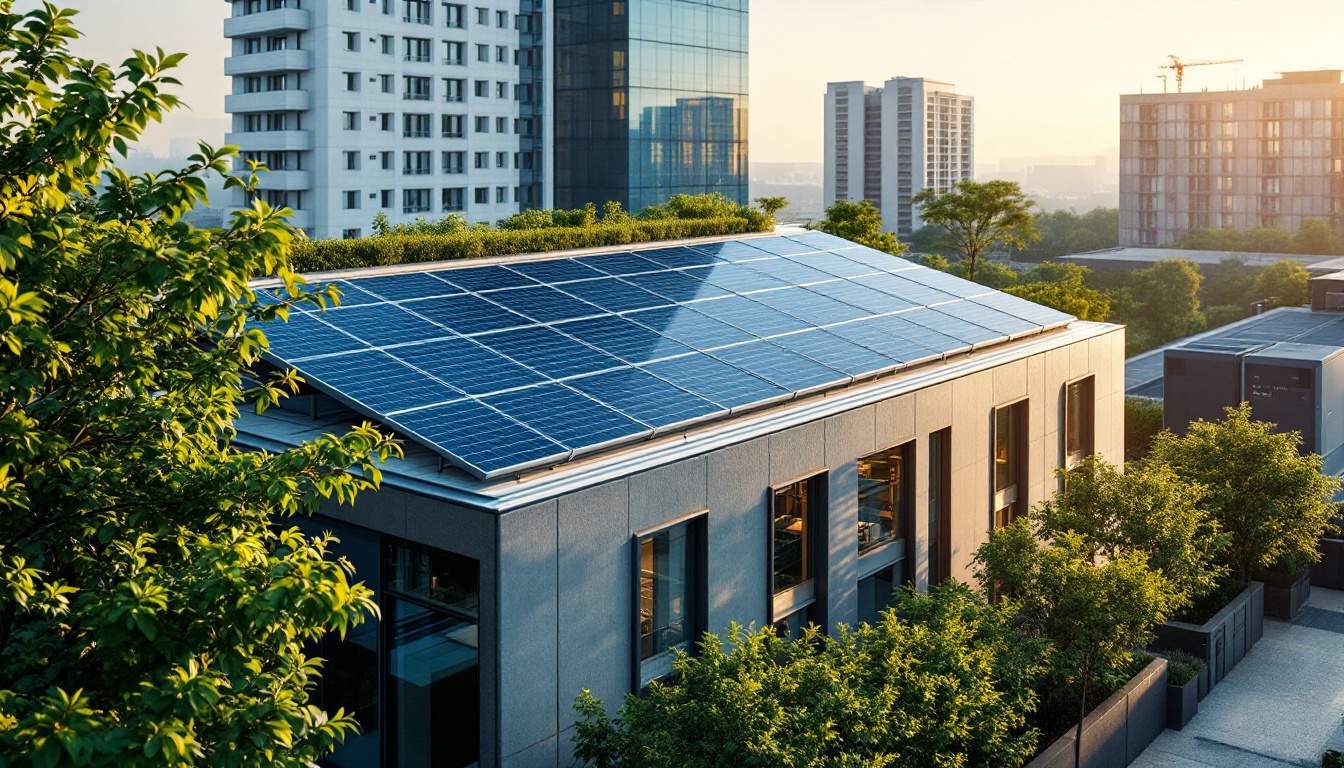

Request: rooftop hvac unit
left=1163, top=340, right=1266, bottom=434
left=1243, top=342, right=1344, bottom=460
left=1309, top=270, right=1344, bottom=312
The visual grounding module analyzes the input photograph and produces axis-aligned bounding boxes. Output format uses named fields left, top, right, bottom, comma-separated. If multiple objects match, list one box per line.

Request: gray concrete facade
left=283, top=322, right=1126, bottom=768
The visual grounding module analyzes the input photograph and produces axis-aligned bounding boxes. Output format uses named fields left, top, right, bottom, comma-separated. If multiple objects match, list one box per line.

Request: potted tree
left=1260, top=552, right=1314, bottom=621
left=1146, top=404, right=1340, bottom=690
left=1162, top=652, right=1203, bottom=729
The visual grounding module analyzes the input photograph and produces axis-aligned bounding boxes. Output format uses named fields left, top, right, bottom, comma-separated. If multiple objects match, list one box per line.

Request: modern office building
left=223, top=0, right=550, bottom=239
left=824, top=77, right=975, bottom=237
left=552, top=0, right=749, bottom=212
left=236, top=229, right=1123, bottom=767
left=1119, top=70, right=1344, bottom=247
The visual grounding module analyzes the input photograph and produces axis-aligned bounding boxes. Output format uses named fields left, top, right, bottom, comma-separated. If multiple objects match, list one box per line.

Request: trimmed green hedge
left=290, top=216, right=763, bottom=273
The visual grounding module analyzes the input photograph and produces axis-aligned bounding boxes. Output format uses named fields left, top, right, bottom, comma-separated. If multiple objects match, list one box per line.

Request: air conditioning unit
left=1243, top=342, right=1344, bottom=458
left=1309, top=270, right=1344, bottom=312
left=1163, top=340, right=1266, bottom=434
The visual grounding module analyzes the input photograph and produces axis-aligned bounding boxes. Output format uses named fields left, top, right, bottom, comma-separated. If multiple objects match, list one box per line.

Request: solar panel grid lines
left=251, top=233, right=1076, bottom=479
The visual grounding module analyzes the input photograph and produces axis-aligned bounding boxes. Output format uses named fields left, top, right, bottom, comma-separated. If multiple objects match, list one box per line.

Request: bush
left=1161, top=651, right=1205, bottom=687
left=290, top=215, right=763, bottom=272
left=1124, top=396, right=1164, bottom=461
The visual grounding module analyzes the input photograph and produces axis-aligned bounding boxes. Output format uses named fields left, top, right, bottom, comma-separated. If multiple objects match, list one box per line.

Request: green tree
left=1253, top=259, right=1310, bottom=307
left=754, top=195, right=788, bottom=219
left=1005, top=262, right=1112, bottom=321
left=574, top=583, right=1044, bottom=768
left=1035, top=457, right=1225, bottom=606
left=1020, top=208, right=1119, bottom=262
left=1200, top=256, right=1258, bottom=309
left=912, top=180, right=1040, bottom=281
left=1293, top=218, right=1341, bottom=254
left=0, top=4, right=399, bottom=764
left=1147, top=403, right=1341, bottom=584
left=953, top=258, right=1017, bottom=289
left=907, top=224, right=954, bottom=256
left=1128, top=259, right=1205, bottom=348
left=975, top=525, right=1177, bottom=768
left=1123, top=396, right=1164, bottom=461
left=813, top=200, right=908, bottom=256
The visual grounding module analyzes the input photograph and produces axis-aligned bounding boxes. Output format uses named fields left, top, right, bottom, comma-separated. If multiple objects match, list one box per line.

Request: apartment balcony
left=253, top=169, right=311, bottom=191
left=223, top=8, right=310, bottom=39
left=224, top=90, right=311, bottom=114
left=224, top=130, right=311, bottom=152
left=224, top=49, right=311, bottom=77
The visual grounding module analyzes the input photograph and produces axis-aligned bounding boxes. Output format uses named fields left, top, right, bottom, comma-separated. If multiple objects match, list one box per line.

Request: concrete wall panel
left=498, top=500, right=559, bottom=761
left=827, top=461, right=859, bottom=628
left=628, top=457, right=707, bottom=534
left=707, top=437, right=771, bottom=634
left=915, top=381, right=952, bottom=435
left=769, top=421, right=826, bottom=485
left=825, top=405, right=877, bottom=466
left=875, top=393, right=916, bottom=449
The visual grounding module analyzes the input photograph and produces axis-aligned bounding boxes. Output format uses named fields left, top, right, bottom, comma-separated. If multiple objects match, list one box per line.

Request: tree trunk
left=1075, top=659, right=1091, bottom=768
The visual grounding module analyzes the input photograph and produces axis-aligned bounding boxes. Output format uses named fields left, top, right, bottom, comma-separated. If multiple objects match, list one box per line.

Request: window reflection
left=857, top=445, right=908, bottom=554
left=1064, top=378, right=1095, bottom=469
left=638, top=519, right=702, bottom=685
left=773, top=480, right=811, bottom=592
left=857, top=565, right=897, bottom=625
left=388, top=597, right=480, bottom=768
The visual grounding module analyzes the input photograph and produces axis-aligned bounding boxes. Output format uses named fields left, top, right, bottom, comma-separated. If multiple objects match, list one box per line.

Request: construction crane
left=1161, top=55, right=1244, bottom=93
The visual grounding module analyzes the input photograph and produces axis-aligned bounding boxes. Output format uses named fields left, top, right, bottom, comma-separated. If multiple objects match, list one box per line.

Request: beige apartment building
left=1119, top=70, right=1344, bottom=247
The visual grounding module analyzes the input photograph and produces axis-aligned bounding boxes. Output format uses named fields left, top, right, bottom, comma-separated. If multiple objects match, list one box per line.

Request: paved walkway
left=1132, top=587, right=1344, bottom=768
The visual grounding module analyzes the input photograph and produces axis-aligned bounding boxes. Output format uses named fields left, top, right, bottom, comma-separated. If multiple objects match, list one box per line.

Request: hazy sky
left=31, top=0, right=1344, bottom=165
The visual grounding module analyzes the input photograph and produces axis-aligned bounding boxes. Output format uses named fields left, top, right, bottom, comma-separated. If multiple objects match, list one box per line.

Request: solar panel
left=253, top=233, right=1076, bottom=479
left=299, top=280, right=384, bottom=307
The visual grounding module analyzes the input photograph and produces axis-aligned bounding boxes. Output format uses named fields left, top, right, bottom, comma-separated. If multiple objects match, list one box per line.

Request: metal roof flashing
left=232, top=320, right=1121, bottom=513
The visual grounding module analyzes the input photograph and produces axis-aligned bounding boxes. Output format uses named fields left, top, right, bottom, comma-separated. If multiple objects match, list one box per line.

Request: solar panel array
left=1124, top=307, right=1344, bottom=398
left=253, top=232, right=1074, bottom=479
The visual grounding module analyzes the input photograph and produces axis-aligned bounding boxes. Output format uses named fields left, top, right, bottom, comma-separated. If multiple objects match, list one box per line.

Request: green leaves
left=813, top=200, right=908, bottom=256
left=0, top=4, right=393, bottom=765
left=912, top=180, right=1040, bottom=281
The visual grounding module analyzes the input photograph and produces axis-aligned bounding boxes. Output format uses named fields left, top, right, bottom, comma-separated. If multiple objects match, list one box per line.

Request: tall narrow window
left=993, top=400, right=1028, bottom=529
left=771, top=473, right=826, bottom=637
left=928, top=428, right=952, bottom=587
left=635, top=515, right=704, bottom=686
left=857, top=443, right=911, bottom=555
left=1063, top=377, right=1095, bottom=470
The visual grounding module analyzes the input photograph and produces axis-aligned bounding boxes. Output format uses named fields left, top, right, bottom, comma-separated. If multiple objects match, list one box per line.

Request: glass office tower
left=554, top=0, right=749, bottom=212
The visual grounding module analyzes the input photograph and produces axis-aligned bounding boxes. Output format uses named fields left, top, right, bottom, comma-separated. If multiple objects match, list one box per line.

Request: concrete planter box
left=1150, top=582, right=1264, bottom=699
left=1312, top=538, right=1344, bottom=590
left=1025, top=658, right=1168, bottom=768
left=1165, top=676, right=1198, bottom=731
left=1262, top=569, right=1311, bottom=621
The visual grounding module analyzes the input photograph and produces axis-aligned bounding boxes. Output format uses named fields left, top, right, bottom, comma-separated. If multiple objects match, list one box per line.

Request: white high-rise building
left=224, top=0, right=551, bottom=239
left=824, top=77, right=974, bottom=238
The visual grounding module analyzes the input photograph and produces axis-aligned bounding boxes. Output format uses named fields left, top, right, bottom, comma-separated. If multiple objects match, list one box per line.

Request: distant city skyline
left=27, top=0, right=1344, bottom=168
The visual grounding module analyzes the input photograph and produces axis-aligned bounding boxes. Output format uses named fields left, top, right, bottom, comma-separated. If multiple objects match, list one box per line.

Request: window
left=378, top=74, right=394, bottom=93
left=379, top=112, right=394, bottom=131
left=404, top=37, right=431, bottom=63
left=343, top=190, right=360, bottom=210
left=1063, top=377, right=1095, bottom=470
left=403, top=151, right=432, bottom=175
left=475, top=6, right=487, bottom=25
left=496, top=9, right=508, bottom=27
left=342, top=228, right=362, bottom=239
left=474, top=116, right=489, bottom=134
left=442, top=186, right=464, bottom=211
left=345, top=0, right=358, bottom=10
left=444, top=78, right=465, bottom=102
left=928, top=428, right=951, bottom=587
left=474, top=79, right=489, bottom=98
left=403, top=75, right=431, bottom=101
left=380, top=151, right=393, bottom=170
left=343, top=31, right=359, bottom=51
left=342, top=111, right=360, bottom=131
left=770, top=473, right=826, bottom=637
left=441, top=113, right=464, bottom=137
left=857, top=564, right=897, bottom=625
left=443, top=2, right=465, bottom=28
left=343, top=71, right=359, bottom=92
left=403, top=188, right=431, bottom=213
left=443, top=40, right=464, bottom=65
left=344, top=151, right=360, bottom=171
left=403, top=113, right=432, bottom=138
left=857, top=443, right=911, bottom=555
left=380, top=34, right=394, bottom=55
left=403, top=0, right=431, bottom=24
left=473, top=151, right=488, bottom=169
left=993, top=400, right=1028, bottom=529
left=495, top=151, right=507, bottom=169
left=442, top=151, right=464, bottom=173
left=495, top=45, right=507, bottom=63
left=495, top=116, right=507, bottom=133
left=473, top=186, right=488, bottom=205
left=475, top=43, right=488, bottom=62
left=635, top=514, right=705, bottom=686
left=380, top=189, right=394, bottom=208
left=495, top=186, right=507, bottom=203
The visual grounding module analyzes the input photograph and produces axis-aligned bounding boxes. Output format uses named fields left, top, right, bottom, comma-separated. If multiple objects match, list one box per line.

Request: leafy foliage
left=1123, top=396, right=1164, bottom=461
left=812, top=200, right=907, bottom=256
left=1121, top=259, right=1205, bottom=351
left=912, top=180, right=1040, bottom=281
left=1005, top=262, right=1112, bottom=321
left=1172, top=218, right=1344, bottom=256
left=754, top=196, right=788, bottom=218
left=573, top=583, right=1044, bottom=768
left=1035, top=457, right=1225, bottom=607
left=1160, top=651, right=1204, bottom=687
left=1253, top=259, right=1310, bottom=308
left=1018, top=208, right=1119, bottom=262
left=371, top=210, right=472, bottom=237
left=1147, top=403, right=1342, bottom=584
left=0, top=4, right=398, bottom=764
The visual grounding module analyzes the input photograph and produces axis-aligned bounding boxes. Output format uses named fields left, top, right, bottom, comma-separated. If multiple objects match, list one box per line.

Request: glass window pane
left=772, top=606, right=813, bottom=640
left=388, top=597, right=480, bottom=767
left=857, top=445, right=907, bottom=553
left=639, top=521, right=699, bottom=684
left=388, top=541, right=479, bottom=619
left=994, top=406, right=1014, bottom=493
left=1065, top=378, right=1094, bottom=467
left=772, top=480, right=811, bottom=592
left=857, top=566, right=897, bottom=625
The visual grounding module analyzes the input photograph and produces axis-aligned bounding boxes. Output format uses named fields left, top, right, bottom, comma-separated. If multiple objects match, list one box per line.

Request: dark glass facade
left=554, top=0, right=749, bottom=212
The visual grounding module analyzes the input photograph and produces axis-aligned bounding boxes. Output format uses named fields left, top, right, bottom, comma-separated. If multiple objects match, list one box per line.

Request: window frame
left=767, top=470, right=828, bottom=630
left=1062, top=375, right=1096, bottom=472
left=991, top=398, right=1029, bottom=530
left=630, top=509, right=708, bottom=690
left=856, top=440, right=914, bottom=566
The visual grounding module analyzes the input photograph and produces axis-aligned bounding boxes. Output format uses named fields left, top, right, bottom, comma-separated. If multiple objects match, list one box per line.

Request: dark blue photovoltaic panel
left=643, top=353, right=790, bottom=408
left=785, top=252, right=879, bottom=279
left=317, top=304, right=452, bottom=347
left=711, top=341, right=849, bottom=392
left=971, top=292, right=1073, bottom=328
left=347, top=272, right=460, bottom=301
left=747, top=236, right=819, bottom=256
left=810, top=280, right=918, bottom=314
left=897, top=267, right=989, bottom=298
left=504, top=258, right=605, bottom=283
left=690, top=296, right=810, bottom=337
left=747, top=286, right=872, bottom=325
left=298, top=350, right=458, bottom=413
left=947, top=301, right=1039, bottom=336
left=479, top=285, right=605, bottom=323
left=858, top=272, right=961, bottom=306
left=784, top=231, right=855, bottom=250
left=440, top=265, right=538, bottom=292
left=829, top=246, right=919, bottom=272
left=633, top=246, right=728, bottom=268
left=903, top=306, right=1002, bottom=345
left=484, top=384, right=649, bottom=449
left=400, top=294, right=531, bottom=335
left=742, top=257, right=836, bottom=285
left=477, top=326, right=624, bottom=379
left=621, top=269, right=733, bottom=302
left=568, top=368, right=723, bottom=428
left=625, top=306, right=755, bottom=350
left=554, top=277, right=670, bottom=312
left=576, top=251, right=664, bottom=276
left=687, top=239, right=773, bottom=262
left=390, top=337, right=545, bottom=396
left=254, top=312, right=368, bottom=360
left=771, top=329, right=900, bottom=377
left=826, top=315, right=963, bottom=362
left=302, top=280, right=384, bottom=307
left=390, top=399, right=567, bottom=476
left=694, top=263, right=793, bottom=294
left=557, top=315, right=694, bottom=363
